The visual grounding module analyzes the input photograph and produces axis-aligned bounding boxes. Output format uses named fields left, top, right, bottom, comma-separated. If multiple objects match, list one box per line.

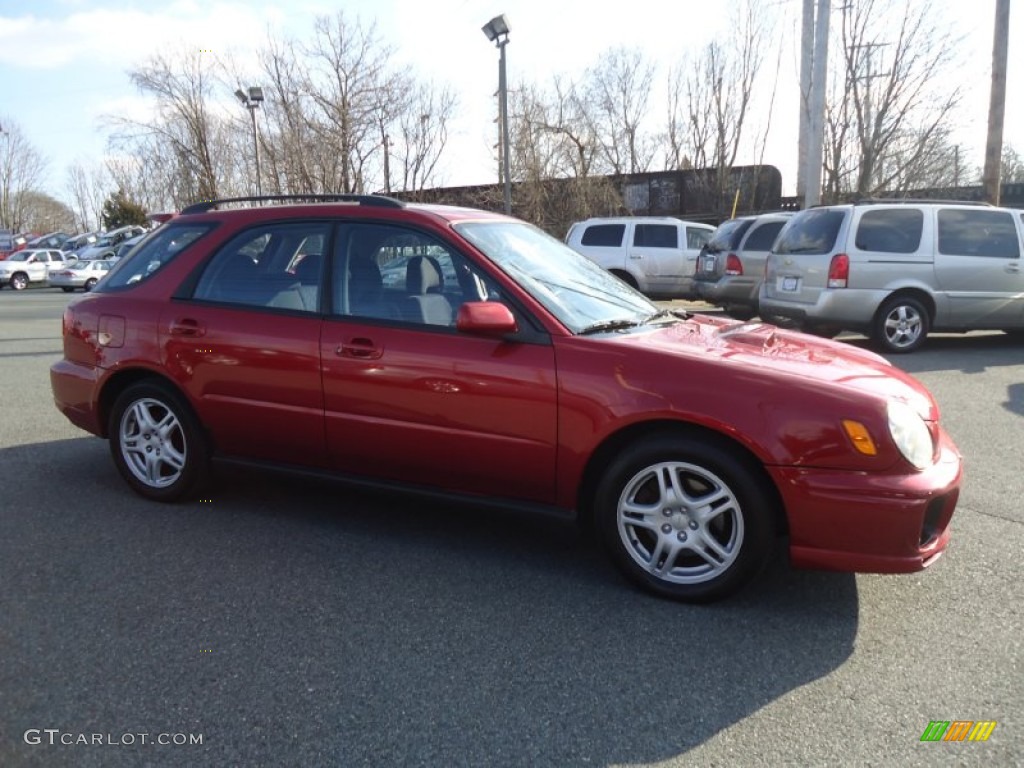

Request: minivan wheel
left=874, top=296, right=929, bottom=353
left=594, top=436, right=774, bottom=603
left=108, top=381, right=210, bottom=502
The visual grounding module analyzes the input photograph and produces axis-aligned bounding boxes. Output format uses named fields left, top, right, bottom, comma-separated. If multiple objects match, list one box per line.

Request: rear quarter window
left=742, top=221, right=786, bottom=251
left=580, top=224, right=625, bottom=247
left=774, top=209, right=845, bottom=255
left=100, top=224, right=213, bottom=290
left=937, top=209, right=1021, bottom=259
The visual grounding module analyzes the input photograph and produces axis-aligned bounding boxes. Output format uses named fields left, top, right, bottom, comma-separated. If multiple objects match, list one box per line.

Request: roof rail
left=853, top=197, right=992, bottom=207
left=180, top=194, right=406, bottom=215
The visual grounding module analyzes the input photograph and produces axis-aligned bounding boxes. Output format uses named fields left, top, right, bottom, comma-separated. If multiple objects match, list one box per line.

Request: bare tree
left=393, top=81, right=456, bottom=192
left=66, top=161, right=111, bottom=231
left=0, top=119, right=47, bottom=231
left=580, top=47, right=656, bottom=175
left=823, top=0, right=963, bottom=199
left=18, top=190, right=77, bottom=233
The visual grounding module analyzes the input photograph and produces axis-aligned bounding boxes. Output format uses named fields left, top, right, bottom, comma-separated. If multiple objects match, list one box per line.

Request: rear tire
left=874, top=296, right=929, bottom=353
left=108, top=381, right=210, bottom=502
left=594, top=435, right=775, bottom=602
left=85, top=278, right=98, bottom=291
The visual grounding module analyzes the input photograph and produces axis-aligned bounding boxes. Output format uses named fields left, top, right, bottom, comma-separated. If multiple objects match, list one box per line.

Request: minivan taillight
left=725, top=254, right=743, bottom=276
left=827, top=253, right=849, bottom=288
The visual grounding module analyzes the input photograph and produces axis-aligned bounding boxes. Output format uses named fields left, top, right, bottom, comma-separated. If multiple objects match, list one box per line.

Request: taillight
left=725, top=254, right=743, bottom=276
left=827, top=253, right=849, bottom=288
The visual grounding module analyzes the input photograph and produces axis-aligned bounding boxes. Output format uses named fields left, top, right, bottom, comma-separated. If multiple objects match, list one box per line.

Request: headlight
left=887, top=401, right=933, bottom=469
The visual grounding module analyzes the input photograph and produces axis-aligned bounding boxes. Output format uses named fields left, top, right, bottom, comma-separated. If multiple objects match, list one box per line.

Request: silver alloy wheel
left=119, top=397, right=188, bottom=489
left=616, top=461, right=744, bottom=584
left=10, top=273, right=28, bottom=291
left=882, top=303, right=923, bottom=349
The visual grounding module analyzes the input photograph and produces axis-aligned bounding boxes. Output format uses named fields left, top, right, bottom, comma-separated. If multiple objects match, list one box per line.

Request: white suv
left=759, top=200, right=1024, bottom=352
left=0, top=249, right=65, bottom=290
left=565, top=216, right=715, bottom=298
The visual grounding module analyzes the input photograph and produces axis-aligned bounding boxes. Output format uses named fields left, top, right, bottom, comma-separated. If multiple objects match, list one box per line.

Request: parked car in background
left=760, top=200, right=1024, bottom=352
left=77, top=225, right=149, bottom=261
left=0, top=229, right=14, bottom=260
left=28, top=231, right=72, bottom=250
left=694, top=212, right=793, bottom=320
left=64, top=232, right=100, bottom=254
left=0, top=249, right=59, bottom=290
left=48, top=258, right=113, bottom=292
left=565, top=216, right=715, bottom=298
left=51, top=194, right=961, bottom=603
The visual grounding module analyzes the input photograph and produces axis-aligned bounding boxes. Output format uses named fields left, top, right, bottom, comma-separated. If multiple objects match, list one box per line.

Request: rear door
left=631, top=222, right=684, bottom=292
left=933, top=207, right=1024, bottom=327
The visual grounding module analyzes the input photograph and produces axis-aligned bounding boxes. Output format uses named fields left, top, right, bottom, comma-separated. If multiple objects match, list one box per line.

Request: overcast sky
left=0, top=0, right=1021, bottom=204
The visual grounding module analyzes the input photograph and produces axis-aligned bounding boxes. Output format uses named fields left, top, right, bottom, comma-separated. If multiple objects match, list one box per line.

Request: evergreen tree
left=101, top=189, right=148, bottom=230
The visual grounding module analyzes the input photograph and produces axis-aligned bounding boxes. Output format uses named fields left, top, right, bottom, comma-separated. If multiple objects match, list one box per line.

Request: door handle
left=169, top=318, right=205, bottom=337
left=337, top=338, right=383, bottom=359
left=1006, top=263, right=1020, bottom=273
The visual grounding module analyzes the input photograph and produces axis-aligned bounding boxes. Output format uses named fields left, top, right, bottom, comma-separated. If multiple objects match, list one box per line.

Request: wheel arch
left=576, top=419, right=787, bottom=536
left=98, top=368, right=206, bottom=444
left=874, top=287, right=935, bottom=326
left=608, top=268, right=640, bottom=289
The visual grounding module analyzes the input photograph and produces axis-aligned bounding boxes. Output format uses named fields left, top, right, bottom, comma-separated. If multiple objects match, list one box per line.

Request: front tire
left=874, top=295, right=929, bottom=353
left=108, top=381, right=210, bottom=502
left=594, top=435, right=775, bottom=602
left=10, top=272, right=28, bottom=291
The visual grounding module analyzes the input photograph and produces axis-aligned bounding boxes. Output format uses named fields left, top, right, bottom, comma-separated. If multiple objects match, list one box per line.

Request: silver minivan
left=759, top=201, right=1024, bottom=352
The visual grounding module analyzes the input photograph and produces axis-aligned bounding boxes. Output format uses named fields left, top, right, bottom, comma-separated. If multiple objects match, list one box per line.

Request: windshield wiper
left=578, top=318, right=642, bottom=335
left=644, top=308, right=687, bottom=324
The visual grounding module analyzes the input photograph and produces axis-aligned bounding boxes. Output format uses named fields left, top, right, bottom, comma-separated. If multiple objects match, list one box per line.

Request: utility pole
left=797, top=0, right=814, bottom=200
left=804, top=0, right=830, bottom=208
left=983, top=0, right=1010, bottom=205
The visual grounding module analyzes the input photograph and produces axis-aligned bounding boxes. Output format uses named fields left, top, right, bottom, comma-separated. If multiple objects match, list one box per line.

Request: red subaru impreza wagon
left=50, top=195, right=962, bottom=602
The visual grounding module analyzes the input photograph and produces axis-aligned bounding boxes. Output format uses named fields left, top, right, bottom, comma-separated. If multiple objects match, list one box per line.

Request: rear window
left=774, top=209, right=845, bottom=255
left=580, top=224, right=625, bottom=247
left=634, top=224, right=677, bottom=249
left=706, top=219, right=754, bottom=252
left=937, top=209, right=1021, bottom=259
left=854, top=209, right=923, bottom=253
left=100, top=224, right=213, bottom=290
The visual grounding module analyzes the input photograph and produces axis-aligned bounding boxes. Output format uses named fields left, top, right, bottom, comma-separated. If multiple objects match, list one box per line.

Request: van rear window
left=774, top=209, right=845, bottom=255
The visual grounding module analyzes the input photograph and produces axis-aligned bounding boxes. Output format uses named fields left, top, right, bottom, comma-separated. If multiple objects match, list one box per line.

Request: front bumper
left=773, top=427, right=962, bottom=573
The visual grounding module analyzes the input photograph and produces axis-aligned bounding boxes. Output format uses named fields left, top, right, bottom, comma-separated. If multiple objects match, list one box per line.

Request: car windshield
left=455, top=220, right=658, bottom=334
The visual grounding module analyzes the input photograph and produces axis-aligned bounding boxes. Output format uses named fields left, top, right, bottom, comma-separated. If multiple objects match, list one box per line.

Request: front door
left=320, top=222, right=559, bottom=503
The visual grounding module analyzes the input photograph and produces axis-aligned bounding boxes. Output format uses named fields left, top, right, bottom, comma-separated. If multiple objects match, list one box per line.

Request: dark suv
left=50, top=194, right=962, bottom=602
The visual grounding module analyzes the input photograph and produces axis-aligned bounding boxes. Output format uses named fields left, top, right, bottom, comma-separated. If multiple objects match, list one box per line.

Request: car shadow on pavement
left=839, top=332, right=1023, bottom=375
left=3, top=438, right=858, bottom=768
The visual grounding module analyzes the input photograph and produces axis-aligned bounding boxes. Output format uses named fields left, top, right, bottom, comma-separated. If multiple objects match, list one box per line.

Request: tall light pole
left=482, top=14, right=512, bottom=215
left=235, top=86, right=265, bottom=197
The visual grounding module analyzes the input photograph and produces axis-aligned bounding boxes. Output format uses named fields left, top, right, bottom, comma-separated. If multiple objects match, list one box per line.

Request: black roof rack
left=852, top=197, right=992, bottom=207
left=180, top=194, right=406, bottom=215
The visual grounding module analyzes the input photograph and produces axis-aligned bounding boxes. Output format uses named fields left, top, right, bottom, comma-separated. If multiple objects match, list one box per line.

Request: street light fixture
left=235, top=86, right=265, bottom=197
left=482, top=14, right=512, bottom=215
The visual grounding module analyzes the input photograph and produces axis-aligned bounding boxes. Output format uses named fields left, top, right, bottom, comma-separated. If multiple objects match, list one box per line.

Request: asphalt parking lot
left=1, top=289, right=1021, bottom=767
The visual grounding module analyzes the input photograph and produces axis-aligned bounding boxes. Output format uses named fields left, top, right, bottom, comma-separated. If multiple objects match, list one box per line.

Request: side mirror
left=456, top=301, right=518, bottom=337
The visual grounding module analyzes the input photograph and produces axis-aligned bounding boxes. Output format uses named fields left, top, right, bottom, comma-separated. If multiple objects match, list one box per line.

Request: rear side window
left=101, top=224, right=213, bottom=290
left=706, top=219, right=753, bottom=252
left=938, top=209, right=1021, bottom=259
left=580, top=224, right=625, bottom=247
left=634, top=224, right=677, bottom=249
left=742, top=221, right=786, bottom=251
left=686, top=227, right=713, bottom=249
left=774, top=209, right=845, bottom=255
left=854, top=209, right=923, bottom=253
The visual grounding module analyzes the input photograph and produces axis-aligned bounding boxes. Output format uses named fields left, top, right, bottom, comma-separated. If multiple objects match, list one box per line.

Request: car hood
left=612, top=314, right=938, bottom=420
